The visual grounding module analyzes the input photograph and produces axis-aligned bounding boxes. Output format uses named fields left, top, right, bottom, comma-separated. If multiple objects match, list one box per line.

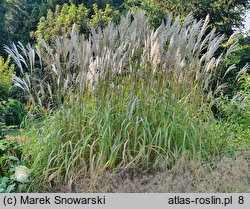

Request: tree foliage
left=0, top=0, right=8, bottom=56
left=34, top=4, right=89, bottom=43
left=126, top=0, right=250, bottom=35
left=33, top=3, right=120, bottom=43
left=0, top=0, right=52, bottom=55
left=0, top=56, right=15, bottom=101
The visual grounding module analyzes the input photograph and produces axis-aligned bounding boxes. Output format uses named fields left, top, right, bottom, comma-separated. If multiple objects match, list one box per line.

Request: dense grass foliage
left=23, top=91, right=248, bottom=190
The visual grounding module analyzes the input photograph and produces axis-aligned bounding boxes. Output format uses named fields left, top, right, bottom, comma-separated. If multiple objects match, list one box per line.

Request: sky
left=243, top=11, right=250, bottom=32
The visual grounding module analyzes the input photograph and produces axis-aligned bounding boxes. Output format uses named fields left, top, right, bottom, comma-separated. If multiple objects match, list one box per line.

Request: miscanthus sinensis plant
left=5, top=10, right=247, bottom=190
left=5, top=10, right=242, bottom=107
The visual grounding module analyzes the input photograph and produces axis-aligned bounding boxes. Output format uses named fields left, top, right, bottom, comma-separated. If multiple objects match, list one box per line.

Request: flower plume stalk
left=5, top=10, right=240, bottom=107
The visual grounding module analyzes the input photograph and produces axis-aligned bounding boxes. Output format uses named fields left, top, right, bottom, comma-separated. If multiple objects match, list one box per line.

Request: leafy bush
left=91, top=3, right=119, bottom=28
left=0, top=56, right=15, bottom=101
left=214, top=72, right=250, bottom=147
left=33, top=3, right=119, bottom=45
left=0, top=56, right=25, bottom=128
left=217, top=73, right=249, bottom=122
left=0, top=99, right=26, bottom=127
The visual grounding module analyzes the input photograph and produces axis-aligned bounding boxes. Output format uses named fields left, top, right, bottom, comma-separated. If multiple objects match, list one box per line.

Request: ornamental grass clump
left=5, top=10, right=245, bottom=190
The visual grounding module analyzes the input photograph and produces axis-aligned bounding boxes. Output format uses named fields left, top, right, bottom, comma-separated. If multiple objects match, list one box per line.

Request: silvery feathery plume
left=5, top=9, right=241, bottom=106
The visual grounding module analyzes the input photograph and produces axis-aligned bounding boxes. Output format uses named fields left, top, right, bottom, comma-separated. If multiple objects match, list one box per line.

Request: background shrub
left=0, top=99, right=26, bottom=127
left=0, top=56, right=14, bottom=101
